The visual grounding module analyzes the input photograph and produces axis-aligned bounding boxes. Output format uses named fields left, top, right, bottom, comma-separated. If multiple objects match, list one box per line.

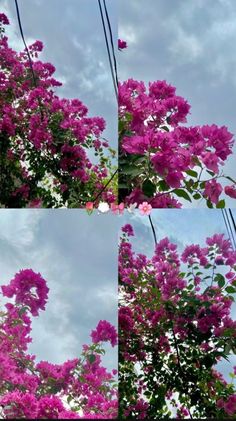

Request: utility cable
left=148, top=214, right=157, bottom=247
left=14, top=0, right=37, bottom=86
left=102, top=0, right=118, bottom=88
left=97, top=0, right=118, bottom=100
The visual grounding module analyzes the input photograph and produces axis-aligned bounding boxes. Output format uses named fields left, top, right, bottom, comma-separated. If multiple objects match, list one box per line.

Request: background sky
left=119, top=208, right=236, bottom=383
left=119, top=0, right=236, bottom=207
left=0, top=210, right=118, bottom=372
left=1, top=0, right=117, bottom=149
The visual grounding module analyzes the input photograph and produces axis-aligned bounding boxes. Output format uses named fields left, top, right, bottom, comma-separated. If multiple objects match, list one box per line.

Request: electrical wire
left=97, top=0, right=118, bottom=100
left=225, top=209, right=236, bottom=250
left=148, top=214, right=157, bottom=247
left=92, top=168, right=118, bottom=204
left=229, top=208, right=236, bottom=234
left=93, top=0, right=118, bottom=203
left=102, top=0, right=118, bottom=88
left=221, top=209, right=236, bottom=251
left=14, top=0, right=37, bottom=86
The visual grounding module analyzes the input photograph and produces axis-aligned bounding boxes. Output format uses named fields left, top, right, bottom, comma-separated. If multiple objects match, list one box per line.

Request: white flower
left=98, top=202, right=110, bottom=213
left=127, top=202, right=137, bottom=213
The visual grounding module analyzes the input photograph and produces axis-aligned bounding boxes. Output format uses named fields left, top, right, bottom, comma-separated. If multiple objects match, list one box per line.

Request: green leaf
left=185, top=169, right=198, bottom=178
left=206, top=199, right=213, bottom=208
left=206, top=170, right=215, bottom=177
left=160, top=125, right=170, bottom=132
left=174, top=189, right=192, bottom=202
left=158, top=180, right=170, bottom=192
left=214, top=273, right=225, bottom=288
left=142, top=179, right=156, bottom=197
left=88, top=354, right=96, bottom=364
left=193, top=193, right=201, bottom=200
left=216, top=199, right=225, bottom=209
left=121, top=166, right=143, bottom=176
left=217, top=278, right=225, bottom=289
left=125, top=112, right=133, bottom=122
left=225, top=175, right=236, bottom=184
left=225, top=286, right=236, bottom=294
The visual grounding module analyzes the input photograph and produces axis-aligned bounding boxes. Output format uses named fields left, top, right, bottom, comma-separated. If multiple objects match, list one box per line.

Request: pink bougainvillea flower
left=0, top=13, right=9, bottom=25
left=1, top=269, right=49, bottom=316
left=138, top=201, right=152, bottom=216
left=225, top=185, right=236, bottom=199
left=91, top=320, right=118, bottom=347
left=204, top=179, right=223, bottom=204
left=118, top=39, right=127, bottom=50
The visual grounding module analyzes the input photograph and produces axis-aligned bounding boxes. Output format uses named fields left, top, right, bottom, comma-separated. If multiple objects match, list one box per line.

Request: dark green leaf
left=193, top=193, right=201, bottom=200
left=174, top=189, right=192, bottom=202
left=206, top=170, right=215, bottom=177
left=225, top=286, right=236, bottom=294
left=142, top=179, right=156, bottom=197
left=216, top=199, right=225, bottom=209
left=185, top=169, right=198, bottom=178
left=88, top=354, right=96, bottom=364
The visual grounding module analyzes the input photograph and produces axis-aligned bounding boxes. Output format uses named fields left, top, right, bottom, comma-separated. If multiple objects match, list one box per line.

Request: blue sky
left=1, top=0, right=117, bottom=149
left=119, top=0, right=236, bottom=207
left=119, top=208, right=236, bottom=383
left=0, top=210, right=118, bottom=372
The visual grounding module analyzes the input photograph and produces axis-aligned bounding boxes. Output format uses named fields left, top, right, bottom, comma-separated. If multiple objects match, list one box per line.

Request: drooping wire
left=221, top=209, right=236, bottom=251
left=97, top=0, right=118, bottom=100
left=148, top=214, right=157, bottom=247
left=14, top=0, right=37, bottom=87
left=102, top=0, right=118, bottom=89
left=92, top=168, right=118, bottom=204
left=229, top=208, right=236, bottom=235
left=92, top=0, right=118, bottom=204
left=225, top=209, right=235, bottom=249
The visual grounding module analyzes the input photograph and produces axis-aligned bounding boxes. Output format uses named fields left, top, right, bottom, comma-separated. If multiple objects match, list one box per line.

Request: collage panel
left=118, top=209, right=236, bottom=419
left=118, top=0, right=236, bottom=209
left=0, top=210, right=118, bottom=418
left=0, top=1, right=117, bottom=209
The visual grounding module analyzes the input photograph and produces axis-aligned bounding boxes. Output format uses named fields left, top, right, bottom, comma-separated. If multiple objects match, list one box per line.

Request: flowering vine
left=0, top=13, right=117, bottom=208
left=119, top=224, right=236, bottom=418
left=0, top=268, right=118, bottom=419
left=118, top=47, right=236, bottom=208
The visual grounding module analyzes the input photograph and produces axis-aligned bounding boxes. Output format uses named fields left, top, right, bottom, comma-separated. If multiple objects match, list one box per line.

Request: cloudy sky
left=2, top=0, right=117, bottom=149
left=0, top=210, right=118, bottom=372
left=119, top=0, right=236, bottom=207
left=119, top=208, right=236, bottom=383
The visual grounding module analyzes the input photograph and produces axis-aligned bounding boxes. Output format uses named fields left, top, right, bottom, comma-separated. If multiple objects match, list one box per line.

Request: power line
left=14, top=0, right=37, bottom=86
left=148, top=214, right=157, bottom=247
left=221, top=209, right=236, bottom=251
left=97, top=0, right=118, bottom=100
left=229, top=208, right=236, bottom=234
left=224, top=209, right=236, bottom=250
left=92, top=168, right=118, bottom=203
left=102, top=0, right=118, bottom=88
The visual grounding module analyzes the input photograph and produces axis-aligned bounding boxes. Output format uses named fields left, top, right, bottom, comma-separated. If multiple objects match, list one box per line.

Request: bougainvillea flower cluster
left=0, top=13, right=117, bottom=208
left=0, top=269, right=118, bottom=419
left=119, top=224, right=236, bottom=418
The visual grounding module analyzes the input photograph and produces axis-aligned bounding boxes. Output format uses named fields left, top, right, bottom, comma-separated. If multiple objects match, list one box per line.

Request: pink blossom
left=138, top=201, right=152, bottom=215
left=225, top=185, right=236, bottom=199
left=118, top=39, right=127, bottom=50
left=91, top=320, right=117, bottom=347
left=204, top=179, right=223, bottom=204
